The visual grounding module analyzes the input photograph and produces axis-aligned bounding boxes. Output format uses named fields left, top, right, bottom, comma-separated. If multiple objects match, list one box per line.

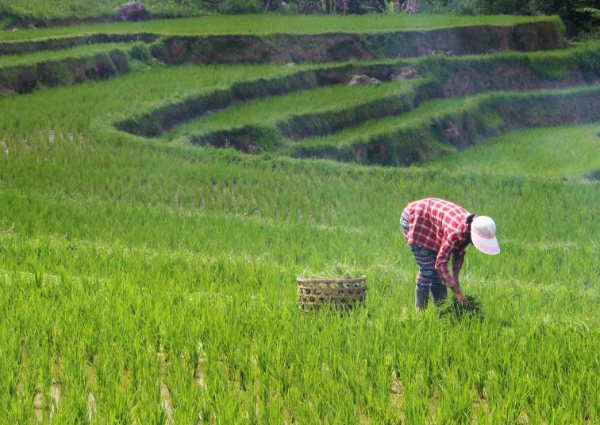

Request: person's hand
left=455, top=292, right=472, bottom=309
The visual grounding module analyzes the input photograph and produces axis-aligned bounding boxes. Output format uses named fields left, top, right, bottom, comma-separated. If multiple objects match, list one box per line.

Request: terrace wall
left=150, top=21, right=564, bottom=65
left=0, top=50, right=130, bottom=95
left=0, top=34, right=158, bottom=56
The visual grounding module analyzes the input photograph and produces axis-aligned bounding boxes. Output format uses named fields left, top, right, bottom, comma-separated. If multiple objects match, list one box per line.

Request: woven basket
left=297, top=276, right=367, bottom=312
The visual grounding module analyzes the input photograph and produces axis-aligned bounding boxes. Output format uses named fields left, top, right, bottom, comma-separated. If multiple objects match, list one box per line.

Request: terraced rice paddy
left=0, top=14, right=556, bottom=41
left=1, top=13, right=600, bottom=424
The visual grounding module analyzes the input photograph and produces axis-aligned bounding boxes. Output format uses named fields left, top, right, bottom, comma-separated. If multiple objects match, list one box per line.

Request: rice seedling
left=436, top=295, right=484, bottom=320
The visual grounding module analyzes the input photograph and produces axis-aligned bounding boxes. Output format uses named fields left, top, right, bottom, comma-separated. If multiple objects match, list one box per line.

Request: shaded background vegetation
left=417, top=0, right=600, bottom=40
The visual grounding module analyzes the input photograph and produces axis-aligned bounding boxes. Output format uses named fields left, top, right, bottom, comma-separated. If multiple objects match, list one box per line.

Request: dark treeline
left=196, top=0, right=600, bottom=40
left=201, top=0, right=599, bottom=40
left=416, top=0, right=600, bottom=39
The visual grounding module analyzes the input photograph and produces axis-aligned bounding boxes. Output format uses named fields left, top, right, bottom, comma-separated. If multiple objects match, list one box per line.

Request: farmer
left=400, top=198, right=500, bottom=310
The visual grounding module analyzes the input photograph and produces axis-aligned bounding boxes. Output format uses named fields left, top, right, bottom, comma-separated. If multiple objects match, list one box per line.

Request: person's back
left=403, top=198, right=470, bottom=253
left=401, top=198, right=499, bottom=309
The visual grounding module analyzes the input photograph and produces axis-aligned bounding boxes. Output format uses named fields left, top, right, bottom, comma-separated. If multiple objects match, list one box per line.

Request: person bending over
left=400, top=198, right=500, bottom=310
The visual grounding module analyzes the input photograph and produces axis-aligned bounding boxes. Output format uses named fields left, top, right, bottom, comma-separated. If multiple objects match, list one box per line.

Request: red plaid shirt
left=403, top=198, right=471, bottom=284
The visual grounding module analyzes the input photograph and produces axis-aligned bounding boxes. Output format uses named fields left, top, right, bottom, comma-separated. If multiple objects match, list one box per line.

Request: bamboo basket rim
left=296, top=276, right=367, bottom=284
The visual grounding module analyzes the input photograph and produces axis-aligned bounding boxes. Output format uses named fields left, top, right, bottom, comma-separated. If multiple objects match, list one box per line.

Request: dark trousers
left=415, top=285, right=448, bottom=310
left=402, top=212, right=448, bottom=310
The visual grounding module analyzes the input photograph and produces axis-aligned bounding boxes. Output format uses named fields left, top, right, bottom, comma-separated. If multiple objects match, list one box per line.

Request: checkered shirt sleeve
left=402, top=198, right=469, bottom=284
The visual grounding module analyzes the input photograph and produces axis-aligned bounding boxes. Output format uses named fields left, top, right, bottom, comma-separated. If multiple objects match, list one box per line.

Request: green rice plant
left=0, top=0, right=205, bottom=23
left=1, top=156, right=600, bottom=422
left=574, top=41, right=600, bottom=79
left=436, top=295, right=483, bottom=320
left=0, top=62, right=313, bottom=138
left=111, top=42, right=600, bottom=155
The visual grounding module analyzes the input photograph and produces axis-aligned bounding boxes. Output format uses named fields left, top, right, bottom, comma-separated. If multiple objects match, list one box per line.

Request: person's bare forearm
left=452, top=254, right=464, bottom=288
left=444, top=277, right=461, bottom=293
left=442, top=277, right=471, bottom=307
left=437, top=247, right=470, bottom=305
left=441, top=275, right=470, bottom=306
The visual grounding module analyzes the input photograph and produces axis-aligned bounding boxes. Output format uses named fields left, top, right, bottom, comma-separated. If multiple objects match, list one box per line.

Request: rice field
left=0, top=14, right=556, bottom=42
left=2, top=12, right=600, bottom=424
left=3, top=127, right=600, bottom=423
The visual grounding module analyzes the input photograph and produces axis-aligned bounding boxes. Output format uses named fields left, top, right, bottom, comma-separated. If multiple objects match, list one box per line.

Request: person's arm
left=436, top=242, right=471, bottom=307
left=452, top=250, right=465, bottom=288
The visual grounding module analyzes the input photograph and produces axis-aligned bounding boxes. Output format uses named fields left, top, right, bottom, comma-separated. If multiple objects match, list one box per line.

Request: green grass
left=0, top=43, right=127, bottom=67
left=419, top=125, right=600, bottom=178
left=0, top=14, right=558, bottom=43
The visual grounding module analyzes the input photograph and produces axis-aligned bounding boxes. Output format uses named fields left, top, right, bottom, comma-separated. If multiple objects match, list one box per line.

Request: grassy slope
left=419, top=125, right=600, bottom=178
left=0, top=14, right=557, bottom=42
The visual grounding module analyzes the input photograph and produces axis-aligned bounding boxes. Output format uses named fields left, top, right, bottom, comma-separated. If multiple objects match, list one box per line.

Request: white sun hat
left=471, top=216, right=500, bottom=255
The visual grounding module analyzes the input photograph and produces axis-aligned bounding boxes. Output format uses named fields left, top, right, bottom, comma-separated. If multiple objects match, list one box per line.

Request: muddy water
left=33, top=392, right=43, bottom=422
left=88, top=393, right=97, bottom=421
left=50, top=381, right=60, bottom=417
left=160, top=381, right=174, bottom=425
left=85, top=362, right=97, bottom=421
left=194, top=357, right=206, bottom=389
left=158, top=350, right=174, bottom=425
